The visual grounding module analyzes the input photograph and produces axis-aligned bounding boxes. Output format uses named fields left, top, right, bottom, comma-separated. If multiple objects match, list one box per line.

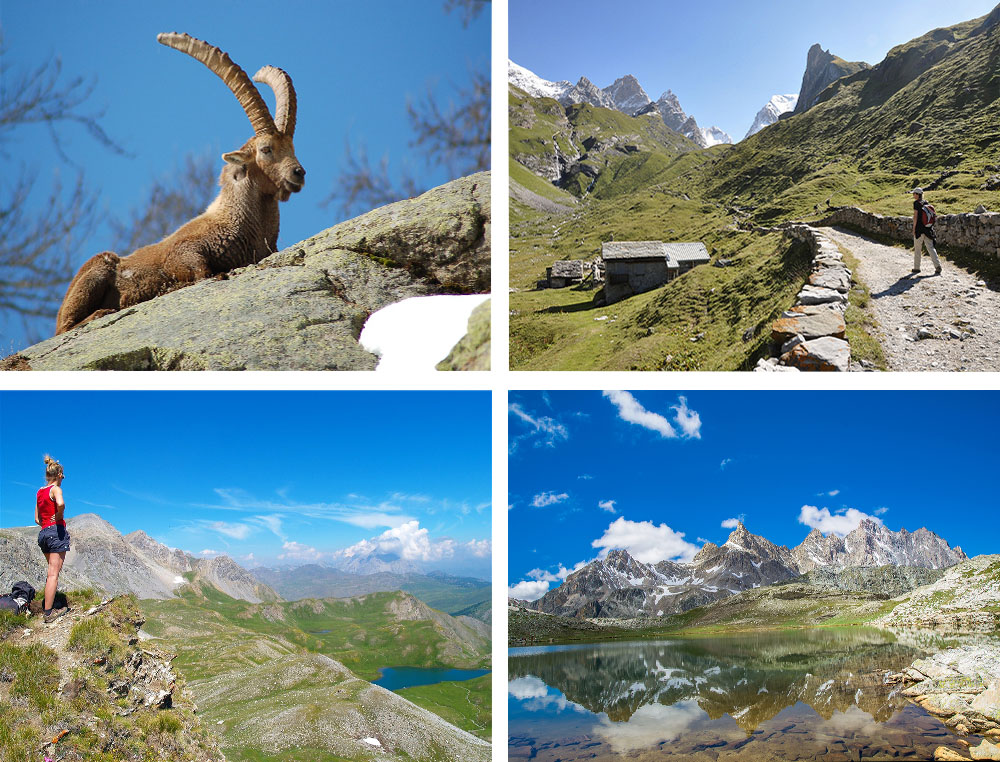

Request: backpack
left=920, top=201, right=937, bottom=227
left=0, top=581, right=36, bottom=615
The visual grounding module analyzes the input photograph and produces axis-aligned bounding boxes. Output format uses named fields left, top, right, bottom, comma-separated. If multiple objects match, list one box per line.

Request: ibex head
left=157, top=33, right=305, bottom=202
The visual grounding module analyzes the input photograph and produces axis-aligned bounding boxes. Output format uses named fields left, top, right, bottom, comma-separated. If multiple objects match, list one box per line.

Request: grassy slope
left=509, top=8, right=1000, bottom=370
left=396, top=673, right=491, bottom=741
left=0, top=591, right=220, bottom=762
left=142, top=586, right=490, bottom=759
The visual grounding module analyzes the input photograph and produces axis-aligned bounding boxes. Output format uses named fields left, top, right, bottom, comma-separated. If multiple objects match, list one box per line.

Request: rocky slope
left=0, top=514, right=278, bottom=603
left=602, top=74, right=652, bottom=115
left=877, top=554, right=1000, bottom=632
left=744, top=93, right=798, bottom=138
left=0, top=593, right=224, bottom=761
left=793, top=43, right=870, bottom=114
left=796, top=564, right=945, bottom=598
left=529, top=521, right=964, bottom=620
left=3, top=173, right=489, bottom=370
left=792, top=519, right=966, bottom=572
left=531, top=523, right=800, bottom=618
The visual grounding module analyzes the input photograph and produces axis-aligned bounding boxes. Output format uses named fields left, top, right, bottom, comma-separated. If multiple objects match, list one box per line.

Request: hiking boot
left=935, top=268, right=942, bottom=275
left=43, top=606, right=70, bottom=624
left=910, top=269, right=920, bottom=276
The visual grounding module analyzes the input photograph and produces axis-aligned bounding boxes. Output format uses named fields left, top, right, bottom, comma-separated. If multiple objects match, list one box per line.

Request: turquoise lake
left=374, top=666, right=490, bottom=691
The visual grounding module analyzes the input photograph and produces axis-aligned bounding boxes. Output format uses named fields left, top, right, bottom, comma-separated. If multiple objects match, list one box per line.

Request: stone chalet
left=545, top=259, right=586, bottom=288
left=600, top=241, right=710, bottom=304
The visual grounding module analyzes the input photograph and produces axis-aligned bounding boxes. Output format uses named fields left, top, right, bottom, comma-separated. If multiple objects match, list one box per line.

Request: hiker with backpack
left=911, top=187, right=942, bottom=276
left=36, top=454, right=71, bottom=623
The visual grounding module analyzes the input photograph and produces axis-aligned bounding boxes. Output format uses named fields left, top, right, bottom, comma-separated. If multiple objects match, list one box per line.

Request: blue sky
left=508, top=391, right=999, bottom=599
left=2, top=1, right=488, bottom=347
left=0, top=391, right=491, bottom=577
left=509, top=0, right=996, bottom=140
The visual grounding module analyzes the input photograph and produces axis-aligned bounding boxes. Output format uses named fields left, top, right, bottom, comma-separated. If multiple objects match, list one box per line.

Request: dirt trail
left=822, top=226, right=1000, bottom=371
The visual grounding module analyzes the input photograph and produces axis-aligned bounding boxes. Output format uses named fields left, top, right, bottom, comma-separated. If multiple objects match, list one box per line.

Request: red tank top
left=37, top=485, right=64, bottom=528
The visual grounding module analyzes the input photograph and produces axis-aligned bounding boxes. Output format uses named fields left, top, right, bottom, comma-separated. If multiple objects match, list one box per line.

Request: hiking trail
left=821, top=226, right=1000, bottom=371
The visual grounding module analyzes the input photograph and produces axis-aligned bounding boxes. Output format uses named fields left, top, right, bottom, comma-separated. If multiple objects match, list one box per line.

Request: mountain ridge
left=527, top=521, right=965, bottom=619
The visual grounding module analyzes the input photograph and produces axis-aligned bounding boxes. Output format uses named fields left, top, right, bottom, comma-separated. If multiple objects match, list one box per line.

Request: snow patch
left=359, top=294, right=490, bottom=372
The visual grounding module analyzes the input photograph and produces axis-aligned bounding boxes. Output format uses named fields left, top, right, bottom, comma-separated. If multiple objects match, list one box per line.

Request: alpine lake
left=509, top=628, right=975, bottom=761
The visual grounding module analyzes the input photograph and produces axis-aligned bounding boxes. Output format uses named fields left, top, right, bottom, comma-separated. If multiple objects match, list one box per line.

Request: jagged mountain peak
left=794, top=43, right=870, bottom=114
left=744, top=93, right=798, bottom=139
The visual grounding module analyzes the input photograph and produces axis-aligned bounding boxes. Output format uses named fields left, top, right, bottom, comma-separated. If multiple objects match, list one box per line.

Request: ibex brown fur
left=55, top=33, right=305, bottom=335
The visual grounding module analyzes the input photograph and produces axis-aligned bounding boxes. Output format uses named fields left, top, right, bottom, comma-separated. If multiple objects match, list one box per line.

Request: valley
left=509, top=6, right=1000, bottom=370
left=0, top=514, right=492, bottom=761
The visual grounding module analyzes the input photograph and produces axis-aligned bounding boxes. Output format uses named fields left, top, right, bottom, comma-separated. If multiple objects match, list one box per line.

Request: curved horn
left=157, top=32, right=276, bottom=136
left=253, top=66, right=297, bottom=137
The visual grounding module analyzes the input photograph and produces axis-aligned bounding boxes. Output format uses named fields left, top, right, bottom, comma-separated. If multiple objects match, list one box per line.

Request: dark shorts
left=38, top=525, right=71, bottom=554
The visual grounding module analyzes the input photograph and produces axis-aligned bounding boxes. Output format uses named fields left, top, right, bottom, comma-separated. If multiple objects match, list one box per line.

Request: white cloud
left=874, top=507, right=889, bottom=516
left=527, top=568, right=558, bottom=583
left=508, top=676, right=549, bottom=700
left=337, top=520, right=490, bottom=564
left=828, top=489, right=841, bottom=496
left=197, top=549, right=222, bottom=558
left=592, top=517, right=700, bottom=564
left=508, top=579, right=551, bottom=601
left=198, top=520, right=253, bottom=540
left=577, top=474, right=593, bottom=480
left=603, top=390, right=677, bottom=438
left=278, top=541, right=325, bottom=562
left=509, top=403, right=569, bottom=450
left=250, top=514, right=286, bottom=540
left=532, top=491, right=569, bottom=508
left=720, top=518, right=741, bottom=529
left=720, top=458, right=733, bottom=469
left=206, top=488, right=417, bottom=530
left=671, top=396, right=702, bottom=439
left=798, top=505, right=884, bottom=537
left=464, top=539, right=492, bottom=557
left=599, top=499, right=617, bottom=514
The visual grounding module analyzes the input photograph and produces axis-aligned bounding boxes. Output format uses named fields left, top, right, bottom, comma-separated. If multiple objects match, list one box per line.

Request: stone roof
left=601, top=241, right=710, bottom=265
left=550, top=260, right=585, bottom=278
left=663, top=242, right=710, bottom=263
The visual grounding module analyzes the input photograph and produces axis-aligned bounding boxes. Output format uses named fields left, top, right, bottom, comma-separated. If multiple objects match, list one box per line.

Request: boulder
left=781, top=336, right=851, bottom=371
left=3, top=174, right=490, bottom=371
left=972, top=739, right=1000, bottom=761
left=772, top=305, right=846, bottom=344
left=935, top=748, right=970, bottom=761
left=973, top=682, right=1000, bottom=722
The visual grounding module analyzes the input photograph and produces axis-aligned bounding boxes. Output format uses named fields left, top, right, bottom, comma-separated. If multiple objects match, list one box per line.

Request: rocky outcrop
left=3, top=174, right=489, bottom=371
left=562, top=76, right=617, bottom=110
left=793, top=519, right=966, bottom=573
left=655, top=91, right=707, bottom=146
left=877, top=555, right=1000, bottom=632
left=757, top=224, right=853, bottom=371
left=817, top=206, right=1000, bottom=261
left=888, top=641, right=1000, bottom=758
left=794, top=44, right=870, bottom=114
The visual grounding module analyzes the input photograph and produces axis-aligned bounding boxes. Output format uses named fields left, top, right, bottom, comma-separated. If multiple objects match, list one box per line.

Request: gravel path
left=822, top=226, right=1000, bottom=371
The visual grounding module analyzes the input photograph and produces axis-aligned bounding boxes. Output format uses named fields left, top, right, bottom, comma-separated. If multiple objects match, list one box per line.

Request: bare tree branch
left=444, top=0, right=490, bottom=27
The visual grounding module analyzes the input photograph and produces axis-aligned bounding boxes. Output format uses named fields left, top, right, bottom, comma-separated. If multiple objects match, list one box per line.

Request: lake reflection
left=508, top=629, right=965, bottom=761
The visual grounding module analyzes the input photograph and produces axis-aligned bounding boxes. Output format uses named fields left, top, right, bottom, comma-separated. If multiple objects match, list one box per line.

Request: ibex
left=55, top=32, right=305, bottom=335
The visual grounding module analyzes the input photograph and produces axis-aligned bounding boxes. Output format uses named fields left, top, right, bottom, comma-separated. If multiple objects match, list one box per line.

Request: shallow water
left=374, top=666, right=490, bottom=691
left=508, top=629, right=967, bottom=761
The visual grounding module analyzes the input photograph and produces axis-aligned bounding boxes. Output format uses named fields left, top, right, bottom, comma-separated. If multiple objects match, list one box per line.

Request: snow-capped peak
left=508, top=59, right=572, bottom=102
left=744, top=93, right=798, bottom=139
left=700, top=126, right=733, bottom=147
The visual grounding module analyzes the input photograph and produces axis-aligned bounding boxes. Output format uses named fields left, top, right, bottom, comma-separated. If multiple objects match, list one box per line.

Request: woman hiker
left=36, top=454, right=71, bottom=623
left=911, top=187, right=942, bottom=276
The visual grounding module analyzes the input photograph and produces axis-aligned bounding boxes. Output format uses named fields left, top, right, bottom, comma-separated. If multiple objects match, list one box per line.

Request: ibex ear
left=222, top=150, right=250, bottom=166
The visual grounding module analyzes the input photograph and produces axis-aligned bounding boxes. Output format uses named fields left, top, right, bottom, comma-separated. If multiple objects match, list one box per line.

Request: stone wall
left=755, top=225, right=852, bottom=372
left=816, top=206, right=1000, bottom=258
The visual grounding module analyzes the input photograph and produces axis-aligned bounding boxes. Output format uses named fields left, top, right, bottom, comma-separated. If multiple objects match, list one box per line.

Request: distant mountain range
left=508, top=59, right=732, bottom=148
left=510, top=38, right=872, bottom=149
left=0, top=514, right=277, bottom=603
left=525, top=521, right=965, bottom=619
